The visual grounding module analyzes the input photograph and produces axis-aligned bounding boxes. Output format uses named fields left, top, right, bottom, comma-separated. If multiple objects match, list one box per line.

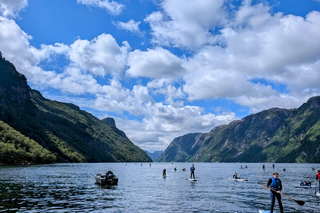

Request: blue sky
left=1, top=0, right=320, bottom=152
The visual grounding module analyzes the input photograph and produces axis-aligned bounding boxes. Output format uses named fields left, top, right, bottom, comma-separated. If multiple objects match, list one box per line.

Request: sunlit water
left=0, top=163, right=320, bottom=212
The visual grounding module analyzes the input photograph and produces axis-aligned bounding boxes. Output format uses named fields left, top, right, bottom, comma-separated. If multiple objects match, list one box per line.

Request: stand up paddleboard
left=186, top=178, right=197, bottom=181
left=259, top=211, right=276, bottom=213
left=229, top=178, right=248, bottom=181
left=316, top=192, right=320, bottom=196
left=294, top=185, right=312, bottom=188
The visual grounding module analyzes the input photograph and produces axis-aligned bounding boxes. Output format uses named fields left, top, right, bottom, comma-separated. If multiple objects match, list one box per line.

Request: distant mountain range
left=0, top=53, right=151, bottom=164
left=155, top=96, right=320, bottom=163
left=144, top=150, right=163, bottom=160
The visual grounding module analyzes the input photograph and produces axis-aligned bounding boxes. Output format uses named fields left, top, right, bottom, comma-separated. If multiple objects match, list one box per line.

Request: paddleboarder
left=163, top=168, right=166, bottom=176
left=316, top=170, right=320, bottom=192
left=233, top=172, right=239, bottom=179
left=267, top=172, right=284, bottom=213
left=190, top=164, right=195, bottom=179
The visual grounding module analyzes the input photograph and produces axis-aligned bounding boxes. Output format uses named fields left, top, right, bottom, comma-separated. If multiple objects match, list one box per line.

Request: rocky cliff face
left=156, top=97, right=320, bottom=163
left=155, top=133, right=203, bottom=162
left=0, top=53, right=34, bottom=117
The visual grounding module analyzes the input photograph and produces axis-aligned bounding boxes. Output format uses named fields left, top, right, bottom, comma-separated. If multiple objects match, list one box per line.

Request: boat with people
left=95, top=171, right=118, bottom=185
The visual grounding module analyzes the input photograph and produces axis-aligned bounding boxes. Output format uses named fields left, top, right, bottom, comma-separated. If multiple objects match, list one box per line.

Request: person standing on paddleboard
left=267, top=172, right=284, bottom=213
left=315, top=170, right=320, bottom=192
left=163, top=168, right=166, bottom=176
left=190, top=164, right=195, bottom=179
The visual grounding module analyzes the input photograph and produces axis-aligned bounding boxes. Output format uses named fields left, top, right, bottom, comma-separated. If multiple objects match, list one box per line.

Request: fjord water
left=0, top=163, right=319, bottom=212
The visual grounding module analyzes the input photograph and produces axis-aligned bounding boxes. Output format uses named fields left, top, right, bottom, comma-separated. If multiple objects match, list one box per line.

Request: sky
left=1, top=0, right=320, bottom=152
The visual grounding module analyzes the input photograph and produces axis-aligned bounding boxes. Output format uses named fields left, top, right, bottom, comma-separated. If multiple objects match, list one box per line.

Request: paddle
left=315, top=181, right=317, bottom=195
left=258, top=182, right=305, bottom=206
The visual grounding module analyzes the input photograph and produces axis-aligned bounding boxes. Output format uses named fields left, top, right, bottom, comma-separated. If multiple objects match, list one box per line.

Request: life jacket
left=190, top=167, right=195, bottom=172
left=317, top=174, right=320, bottom=180
left=270, top=177, right=280, bottom=190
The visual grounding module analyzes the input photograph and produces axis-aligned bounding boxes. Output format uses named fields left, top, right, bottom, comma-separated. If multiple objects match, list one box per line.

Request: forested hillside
left=0, top=53, right=151, bottom=164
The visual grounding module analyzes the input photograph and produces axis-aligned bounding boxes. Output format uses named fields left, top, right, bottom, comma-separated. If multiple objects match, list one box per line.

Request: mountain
left=154, top=133, right=204, bottom=162
left=155, top=97, right=320, bottom=163
left=0, top=53, right=151, bottom=164
left=144, top=150, right=163, bottom=160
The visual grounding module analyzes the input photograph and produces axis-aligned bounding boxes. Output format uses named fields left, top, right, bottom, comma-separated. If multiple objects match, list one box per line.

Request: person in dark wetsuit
left=233, top=172, right=239, bottom=179
left=190, top=164, right=195, bottom=179
left=163, top=168, right=166, bottom=176
left=267, top=172, right=284, bottom=213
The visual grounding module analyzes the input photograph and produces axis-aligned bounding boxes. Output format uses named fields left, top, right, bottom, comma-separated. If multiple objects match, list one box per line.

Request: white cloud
left=234, top=95, right=309, bottom=114
left=126, top=47, right=186, bottom=78
left=2, top=0, right=320, bottom=152
left=0, top=17, right=34, bottom=68
left=77, top=0, right=124, bottom=15
left=145, top=0, right=226, bottom=49
left=0, top=0, right=27, bottom=18
left=115, top=19, right=141, bottom=34
left=115, top=103, right=237, bottom=151
left=68, top=33, right=130, bottom=77
left=165, top=2, right=320, bottom=113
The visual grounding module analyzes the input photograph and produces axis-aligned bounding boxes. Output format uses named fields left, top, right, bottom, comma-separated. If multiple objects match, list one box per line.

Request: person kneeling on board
left=233, top=172, right=239, bottom=179
left=267, top=172, right=284, bottom=213
left=300, top=181, right=311, bottom=186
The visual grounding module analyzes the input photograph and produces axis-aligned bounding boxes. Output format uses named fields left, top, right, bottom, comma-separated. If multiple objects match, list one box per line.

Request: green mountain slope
left=0, top=53, right=151, bottom=164
left=156, top=97, right=320, bottom=163
left=0, top=120, right=56, bottom=164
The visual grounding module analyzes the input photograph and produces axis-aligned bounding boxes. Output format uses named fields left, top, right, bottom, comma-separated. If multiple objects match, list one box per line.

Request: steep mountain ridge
left=0, top=53, right=151, bottom=164
left=156, top=97, right=320, bottom=163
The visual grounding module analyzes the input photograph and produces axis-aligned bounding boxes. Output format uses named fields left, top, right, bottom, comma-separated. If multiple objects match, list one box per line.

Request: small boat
left=95, top=171, right=118, bottom=185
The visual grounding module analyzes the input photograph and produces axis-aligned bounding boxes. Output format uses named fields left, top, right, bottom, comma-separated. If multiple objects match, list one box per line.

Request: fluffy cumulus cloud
left=0, top=0, right=27, bottom=18
left=115, top=103, right=237, bottom=151
left=77, top=0, right=124, bottom=15
left=69, top=33, right=130, bottom=77
left=127, top=47, right=186, bottom=78
left=153, top=1, right=320, bottom=114
left=2, top=0, right=320, bottom=151
left=0, top=17, right=35, bottom=66
left=145, top=0, right=226, bottom=49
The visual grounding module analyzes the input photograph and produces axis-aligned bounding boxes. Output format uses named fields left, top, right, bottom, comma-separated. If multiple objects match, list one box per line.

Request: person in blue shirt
left=267, top=172, right=284, bottom=213
left=190, top=164, right=195, bottom=179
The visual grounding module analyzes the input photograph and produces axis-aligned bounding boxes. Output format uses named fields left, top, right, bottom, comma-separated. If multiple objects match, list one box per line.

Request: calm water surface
left=0, top=163, right=320, bottom=212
